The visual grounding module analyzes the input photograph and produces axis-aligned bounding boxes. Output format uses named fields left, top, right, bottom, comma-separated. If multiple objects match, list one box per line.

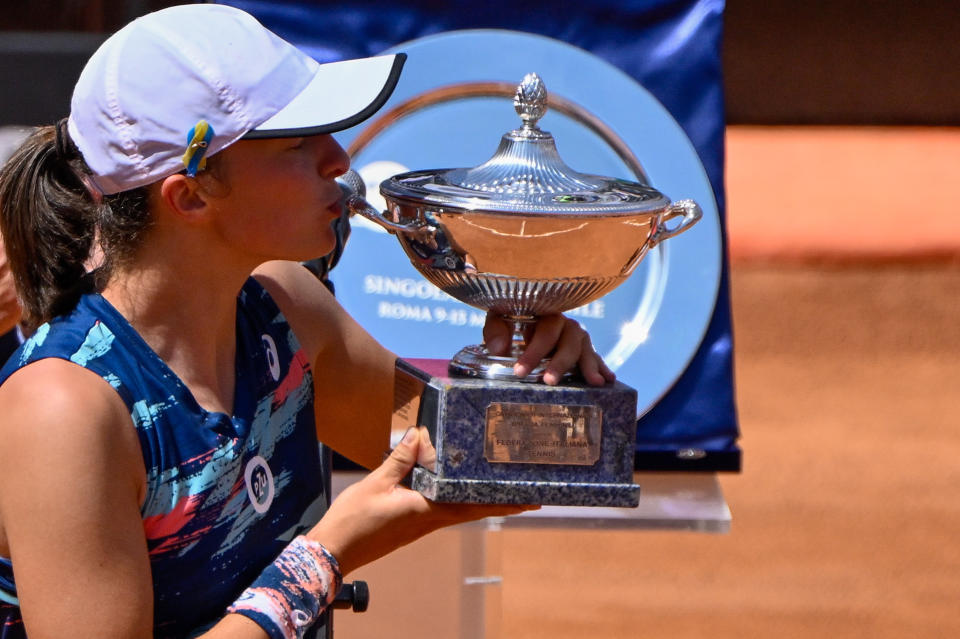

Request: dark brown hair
left=0, top=122, right=151, bottom=331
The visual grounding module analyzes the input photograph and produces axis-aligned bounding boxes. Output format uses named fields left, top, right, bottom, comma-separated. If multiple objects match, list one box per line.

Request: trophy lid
left=380, top=73, right=670, bottom=216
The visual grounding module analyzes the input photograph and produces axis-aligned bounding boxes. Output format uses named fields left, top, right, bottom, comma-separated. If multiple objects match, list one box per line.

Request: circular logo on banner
left=244, top=455, right=275, bottom=514
left=331, top=31, right=722, bottom=419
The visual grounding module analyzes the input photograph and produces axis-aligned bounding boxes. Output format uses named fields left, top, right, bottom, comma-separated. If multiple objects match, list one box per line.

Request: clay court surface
left=337, top=127, right=960, bottom=638
left=498, top=263, right=960, bottom=638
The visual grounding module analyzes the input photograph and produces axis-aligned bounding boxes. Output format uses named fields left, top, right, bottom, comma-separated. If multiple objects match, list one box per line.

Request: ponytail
left=0, top=123, right=97, bottom=330
left=0, top=121, right=151, bottom=331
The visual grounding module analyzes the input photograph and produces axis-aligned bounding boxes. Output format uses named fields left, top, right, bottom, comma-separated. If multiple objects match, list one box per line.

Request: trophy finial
left=513, top=73, right=548, bottom=130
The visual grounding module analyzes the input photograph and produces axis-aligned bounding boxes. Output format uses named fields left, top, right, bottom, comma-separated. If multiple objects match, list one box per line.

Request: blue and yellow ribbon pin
left=181, top=119, right=214, bottom=177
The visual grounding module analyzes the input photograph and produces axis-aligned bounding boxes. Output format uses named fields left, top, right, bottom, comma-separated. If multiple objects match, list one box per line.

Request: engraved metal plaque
left=484, top=402, right=602, bottom=465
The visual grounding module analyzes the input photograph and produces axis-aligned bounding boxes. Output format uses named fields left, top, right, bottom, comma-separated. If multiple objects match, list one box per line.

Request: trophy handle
left=649, top=199, right=702, bottom=248
left=345, top=193, right=438, bottom=243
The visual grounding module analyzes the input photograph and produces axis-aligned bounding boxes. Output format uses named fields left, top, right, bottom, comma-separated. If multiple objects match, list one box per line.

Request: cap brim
left=244, top=53, right=406, bottom=139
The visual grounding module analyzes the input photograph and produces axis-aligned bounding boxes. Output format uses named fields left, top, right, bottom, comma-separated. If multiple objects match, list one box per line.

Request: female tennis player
left=0, top=5, right=613, bottom=638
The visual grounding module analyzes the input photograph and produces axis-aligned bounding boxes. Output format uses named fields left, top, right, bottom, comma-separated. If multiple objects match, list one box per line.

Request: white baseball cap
left=66, top=4, right=406, bottom=195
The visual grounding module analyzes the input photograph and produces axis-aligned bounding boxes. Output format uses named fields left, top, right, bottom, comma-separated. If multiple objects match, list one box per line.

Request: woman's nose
left=316, top=134, right=350, bottom=179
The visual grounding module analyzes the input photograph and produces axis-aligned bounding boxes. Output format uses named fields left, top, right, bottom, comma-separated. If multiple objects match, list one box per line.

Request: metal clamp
left=331, top=580, right=370, bottom=613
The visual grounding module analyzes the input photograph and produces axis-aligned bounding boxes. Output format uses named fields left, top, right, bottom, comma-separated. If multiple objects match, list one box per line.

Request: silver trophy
left=344, top=73, right=700, bottom=381
left=341, top=73, right=701, bottom=505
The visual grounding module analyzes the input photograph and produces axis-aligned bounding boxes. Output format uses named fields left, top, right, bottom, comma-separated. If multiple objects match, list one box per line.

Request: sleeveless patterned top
left=0, top=278, right=328, bottom=638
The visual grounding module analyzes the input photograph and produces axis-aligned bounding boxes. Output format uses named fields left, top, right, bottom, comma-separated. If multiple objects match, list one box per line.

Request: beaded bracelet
left=227, top=535, right=342, bottom=639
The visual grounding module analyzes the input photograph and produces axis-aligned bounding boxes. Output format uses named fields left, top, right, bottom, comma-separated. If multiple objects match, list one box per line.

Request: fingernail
left=402, top=427, right=418, bottom=445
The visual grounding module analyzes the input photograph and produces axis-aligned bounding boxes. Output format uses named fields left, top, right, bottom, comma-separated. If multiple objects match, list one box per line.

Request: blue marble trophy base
left=411, top=470, right=642, bottom=507
left=394, top=358, right=640, bottom=507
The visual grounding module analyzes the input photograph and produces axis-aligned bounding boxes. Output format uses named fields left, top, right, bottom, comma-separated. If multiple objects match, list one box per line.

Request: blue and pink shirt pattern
left=0, top=278, right=329, bottom=638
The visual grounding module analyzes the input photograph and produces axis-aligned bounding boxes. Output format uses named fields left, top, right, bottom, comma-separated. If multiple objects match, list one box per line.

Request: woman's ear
left=158, top=174, right=210, bottom=222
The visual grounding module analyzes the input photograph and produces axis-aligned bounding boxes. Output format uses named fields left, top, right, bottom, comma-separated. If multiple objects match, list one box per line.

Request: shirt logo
left=262, top=334, right=281, bottom=381
left=244, top=455, right=275, bottom=514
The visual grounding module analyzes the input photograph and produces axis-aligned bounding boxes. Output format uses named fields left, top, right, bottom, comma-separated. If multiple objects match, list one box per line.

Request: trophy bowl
left=344, top=73, right=701, bottom=382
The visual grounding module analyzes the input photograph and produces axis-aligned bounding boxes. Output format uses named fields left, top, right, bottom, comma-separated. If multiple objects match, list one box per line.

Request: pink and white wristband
left=227, top=535, right=342, bottom=639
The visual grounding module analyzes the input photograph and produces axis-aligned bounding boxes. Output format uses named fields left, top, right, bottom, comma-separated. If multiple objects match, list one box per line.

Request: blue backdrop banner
left=218, top=0, right=740, bottom=471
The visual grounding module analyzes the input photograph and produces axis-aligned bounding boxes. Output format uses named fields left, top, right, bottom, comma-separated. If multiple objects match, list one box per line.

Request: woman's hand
left=307, top=426, right=535, bottom=576
left=483, top=313, right=616, bottom=386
